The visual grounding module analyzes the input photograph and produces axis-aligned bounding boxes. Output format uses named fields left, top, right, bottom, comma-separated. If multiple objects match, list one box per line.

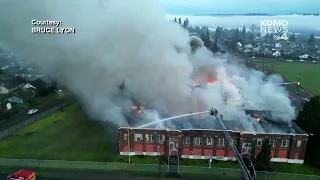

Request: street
left=0, top=167, right=237, bottom=180
left=0, top=98, right=71, bottom=132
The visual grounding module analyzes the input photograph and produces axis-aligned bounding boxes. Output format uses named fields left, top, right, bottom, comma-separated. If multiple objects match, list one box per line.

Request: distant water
left=166, top=14, right=320, bottom=30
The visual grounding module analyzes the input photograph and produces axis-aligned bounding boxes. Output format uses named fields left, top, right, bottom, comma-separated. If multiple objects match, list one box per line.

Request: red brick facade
left=118, top=128, right=308, bottom=164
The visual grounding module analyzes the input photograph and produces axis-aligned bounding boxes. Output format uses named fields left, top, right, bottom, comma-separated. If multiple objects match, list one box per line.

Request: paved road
left=0, top=98, right=70, bottom=132
left=0, top=167, right=237, bottom=180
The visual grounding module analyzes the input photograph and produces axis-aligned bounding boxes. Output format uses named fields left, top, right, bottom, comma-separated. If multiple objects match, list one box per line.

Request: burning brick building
left=118, top=110, right=308, bottom=164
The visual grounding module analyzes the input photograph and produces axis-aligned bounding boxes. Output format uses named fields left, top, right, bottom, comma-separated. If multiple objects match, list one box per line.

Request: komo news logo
left=260, top=20, right=289, bottom=40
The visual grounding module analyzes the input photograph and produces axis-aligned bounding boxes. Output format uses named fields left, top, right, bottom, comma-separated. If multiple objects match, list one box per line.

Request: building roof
left=138, top=110, right=306, bottom=135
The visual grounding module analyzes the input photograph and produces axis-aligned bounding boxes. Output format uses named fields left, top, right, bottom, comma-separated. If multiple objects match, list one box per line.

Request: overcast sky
left=159, top=0, right=320, bottom=15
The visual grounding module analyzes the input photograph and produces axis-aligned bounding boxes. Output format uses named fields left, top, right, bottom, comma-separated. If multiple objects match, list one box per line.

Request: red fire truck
left=7, top=169, right=36, bottom=180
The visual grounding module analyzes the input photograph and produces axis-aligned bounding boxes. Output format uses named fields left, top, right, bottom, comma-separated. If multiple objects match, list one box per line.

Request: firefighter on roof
left=209, top=108, right=219, bottom=116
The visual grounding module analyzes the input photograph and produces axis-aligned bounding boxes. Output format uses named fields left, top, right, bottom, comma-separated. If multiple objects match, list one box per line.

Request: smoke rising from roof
left=0, top=0, right=295, bottom=132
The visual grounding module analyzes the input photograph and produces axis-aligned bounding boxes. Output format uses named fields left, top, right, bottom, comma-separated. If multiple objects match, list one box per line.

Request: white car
left=28, top=109, right=38, bottom=115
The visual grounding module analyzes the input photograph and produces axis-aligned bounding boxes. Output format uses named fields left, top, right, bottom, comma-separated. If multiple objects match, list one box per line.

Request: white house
left=244, top=44, right=253, bottom=48
left=272, top=51, right=281, bottom=57
left=0, top=86, right=9, bottom=94
left=275, top=43, right=282, bottom=48
left=299, top=54, right=309, bottom=59
left=244, top=49, right=251, bottom=54
left=22, top=83, right=37, bottom=90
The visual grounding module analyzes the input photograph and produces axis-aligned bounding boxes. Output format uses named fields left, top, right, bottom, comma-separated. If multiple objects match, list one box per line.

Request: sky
left=159, top=0, right=320, bottom=15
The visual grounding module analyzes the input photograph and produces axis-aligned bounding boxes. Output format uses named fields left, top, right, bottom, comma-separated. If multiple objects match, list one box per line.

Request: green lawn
left=0, top=104, right=118, bottom=162
left=255, top=60, right=320, bottom=94
left=1, top=105, right=320, bottom=176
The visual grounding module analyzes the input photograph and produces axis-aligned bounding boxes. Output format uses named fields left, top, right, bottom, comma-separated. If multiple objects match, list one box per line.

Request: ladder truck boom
left=209, top=108, right=255, bottom=180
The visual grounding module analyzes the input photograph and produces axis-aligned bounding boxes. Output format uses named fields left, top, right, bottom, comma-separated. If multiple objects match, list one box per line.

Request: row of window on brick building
left=124, top=133, right=302, bottom=148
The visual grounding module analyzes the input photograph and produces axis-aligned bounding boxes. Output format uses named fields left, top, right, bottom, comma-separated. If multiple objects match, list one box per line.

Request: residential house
left=244, top=44, right=253, bottom=49
left=272, top=51, right=281, bottom=57
left=0, top=65, right=9, bottom=70
left=299, top=54, right=309, bottom=59
left=22, top=83, right=37, bottom=91
left=0, top=101, right=11, bottom=112
left=6, top=96, right=23, bottom=104
left=0, top=86, right=9, bottom=94
left=1, top=78, right=25, bottom=91
left=237, top=42, right=242, bottom=47
left=275, top=43, right=282, bottom=48
left=16, top=90, right=36, bottom=103
left=30, top=78, right=50, bottom=89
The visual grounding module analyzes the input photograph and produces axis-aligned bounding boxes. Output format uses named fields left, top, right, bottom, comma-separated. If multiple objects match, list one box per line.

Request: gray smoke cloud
left=0, top=0, right=295, bottom=132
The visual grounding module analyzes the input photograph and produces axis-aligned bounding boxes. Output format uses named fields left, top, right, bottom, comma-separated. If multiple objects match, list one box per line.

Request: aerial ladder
left=209, top=108, right=256, bottom=180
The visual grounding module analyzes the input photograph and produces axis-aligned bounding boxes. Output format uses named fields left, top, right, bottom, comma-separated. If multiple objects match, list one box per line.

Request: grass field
left=1, top=105, right=320, bottom=176
left=0, top=104, right=118, bottom=162
left=254, top=59, right=320, bottom=94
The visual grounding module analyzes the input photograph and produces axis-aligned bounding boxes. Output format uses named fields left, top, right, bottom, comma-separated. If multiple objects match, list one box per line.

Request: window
left=205, top=138, right=213, bottom=146
left=269, top=139, right=276, bottom=147
left=134, top=134, right=142, bottom=141
left=183, top=136, right=191, bottom=145
left=193, top=137, right=202, bottom=146
left=123, top=134, right=128, bottom=140
left=256, top=138, right=263, bottom=146
left=280, top=139, right=290, bottom=148
left=217, top=138, right=225, bottom=146
left=157, top=134, right=165, bottom=143
left=296, top=140, right=301, bottom=148
left=145, top=134, right=154, bottom=142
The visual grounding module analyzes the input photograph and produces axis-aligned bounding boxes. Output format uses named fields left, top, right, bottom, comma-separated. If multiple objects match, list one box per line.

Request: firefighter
left=209, top=108, right=214, bottom=115
left=209, top=108, right=218, bottom=116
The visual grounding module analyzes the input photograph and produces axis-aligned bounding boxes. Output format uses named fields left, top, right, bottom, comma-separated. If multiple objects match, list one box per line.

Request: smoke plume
left=0, top=0, right=295, bottom=132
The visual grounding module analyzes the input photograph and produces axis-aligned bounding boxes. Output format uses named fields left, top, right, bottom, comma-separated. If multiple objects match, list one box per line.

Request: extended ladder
left=213, top=114, right=255, bottom=180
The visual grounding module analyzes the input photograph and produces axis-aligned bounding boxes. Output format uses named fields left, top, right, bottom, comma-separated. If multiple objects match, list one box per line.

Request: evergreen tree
left=289, top=33, right=296, bottom=42
left=241, top=25, right=246, bottom=39
left=178, top=18, right=182, bottom=25
left=296, top=95, right=320, bottom=166
left=174, top=17, right=177, bottom=23
left=253, top=139, right=271, bottom=171
left=200, top=28, right=211, bottom=48
left=214, top=26, right=221, bottom=47
left=183, top=18, right=189, bottom=28
left=234, top=28, right=240, bottom=40
left=308, top=34, right=315, bottom=45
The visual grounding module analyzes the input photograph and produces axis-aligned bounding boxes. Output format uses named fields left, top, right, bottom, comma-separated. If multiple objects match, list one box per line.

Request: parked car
left=28, top=109, right=38, bottom=115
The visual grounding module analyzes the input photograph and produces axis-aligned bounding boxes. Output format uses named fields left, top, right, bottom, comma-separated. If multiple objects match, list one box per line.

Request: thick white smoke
left=0, top=0, right=295, bottom=131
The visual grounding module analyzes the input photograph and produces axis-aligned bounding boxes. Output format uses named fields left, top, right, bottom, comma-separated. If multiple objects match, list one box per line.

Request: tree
left=183, top=18, right=189, bottom=28
left=296, top=95, right=320, bottom=166
left=200, top=28, right=211, bottom=48
left=289, top=33, right=296, bottom=42
left=308, top=34, right=315, bottom=45
left=178, top=18, right=182, bottom=25
left=174, top=17, right=177, bottom=23
left=233, top=28, right=240, bottom=40
left=241, top=25, right=246, bottom=39
left=249, top=24, right=256, bottom=35
left=214, top=27, right=221, bottom=46
left=253, top=139, right=272, bottom=171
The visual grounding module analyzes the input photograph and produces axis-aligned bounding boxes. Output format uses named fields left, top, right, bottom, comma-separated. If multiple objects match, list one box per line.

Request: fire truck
left=7, top=169, right=36, bottom=180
